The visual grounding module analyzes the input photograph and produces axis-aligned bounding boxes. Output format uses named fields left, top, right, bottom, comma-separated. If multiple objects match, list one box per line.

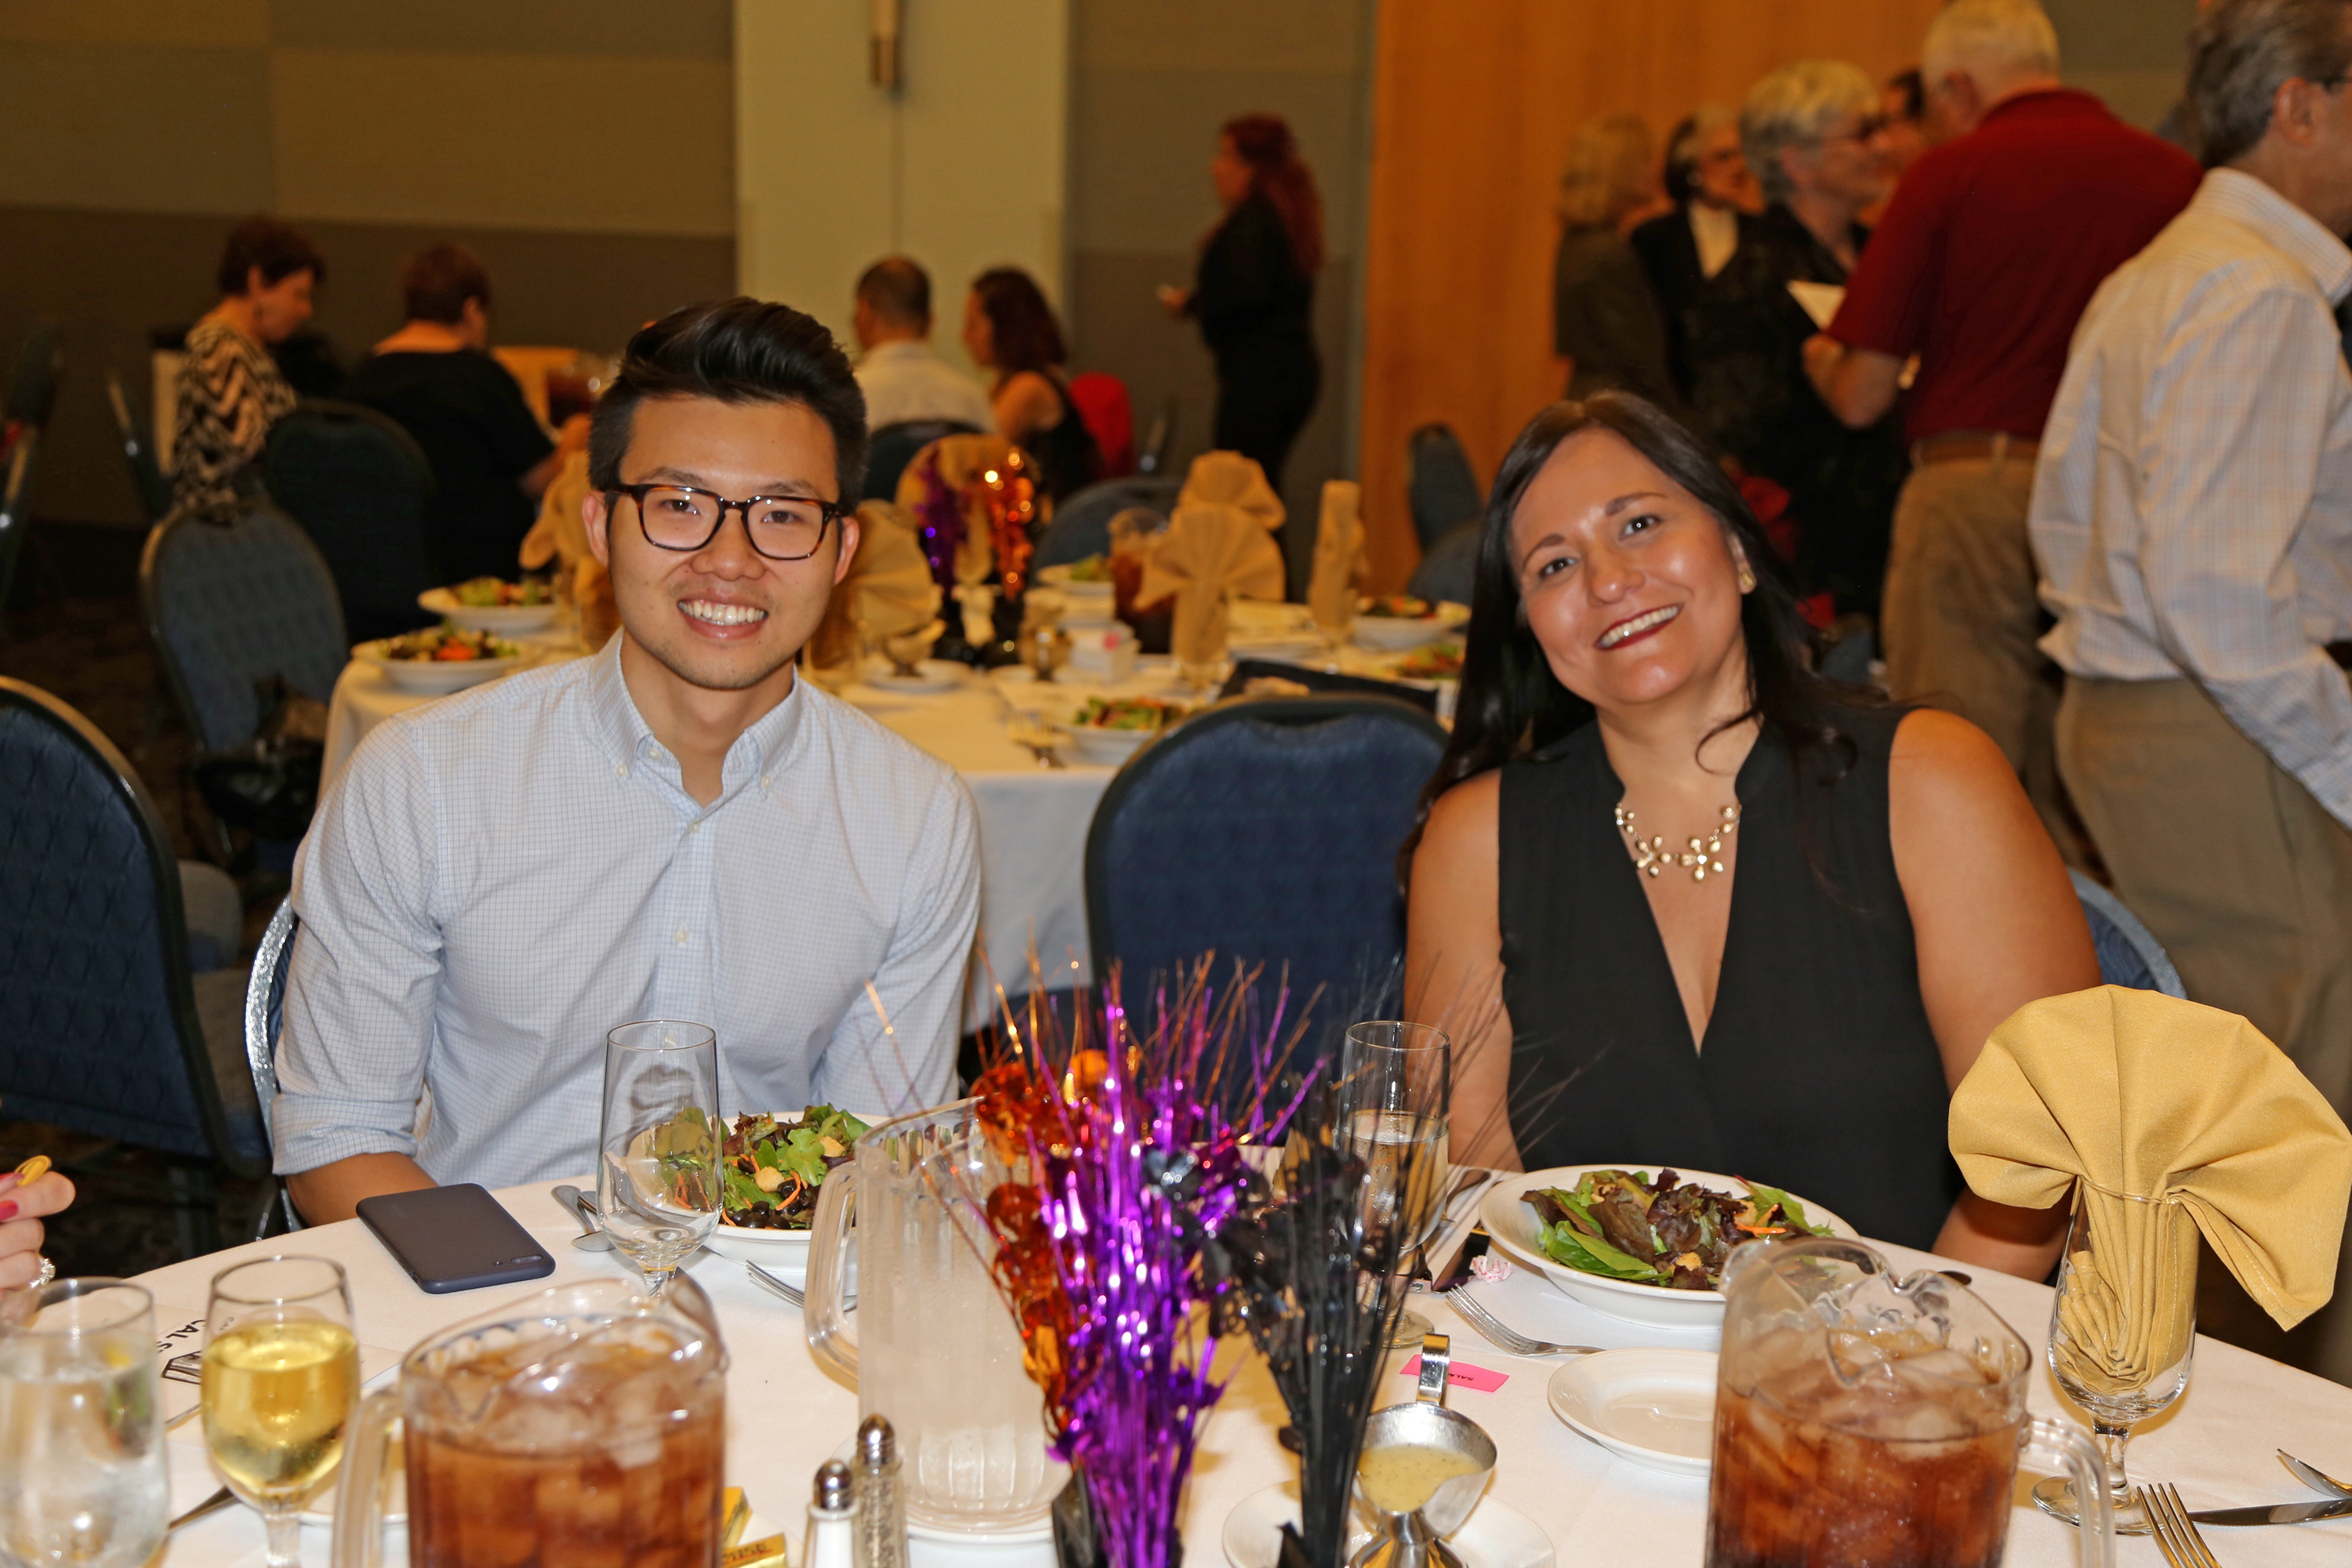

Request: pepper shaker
left=853, top=1415, right=907, bottom=1568
left=806, top=1459, right=859, bottom=1568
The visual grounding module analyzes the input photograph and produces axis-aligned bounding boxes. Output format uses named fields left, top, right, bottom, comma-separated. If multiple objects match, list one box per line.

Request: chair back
left=141, top=503, right=349, bottom=752
left=1034, top=475, right=1181, bottom=568
left=1137, top=396, right=1179, bottom=476
left=1067, top=372, right=1137, bottom=477
left=2069, top=871, right=2187, bottom=998
left=1406, top=519, right=1479, bottom=608
left=1407, top=422, right=1483, bottom=551
left=0, top=678, right=268, bottom=1174
left=863, top=418, right=982, bottom=502
left=262, top=401, right=439, bottom=644
left=105, top=372, right=176, bottom=524
left=5, top=322, right=63, bottom=430
left=245, top=897, right=305, bottom=1230
left=1085, top=695, right=1450, bottom=1078
left=0, top=428, right=39, bottom=637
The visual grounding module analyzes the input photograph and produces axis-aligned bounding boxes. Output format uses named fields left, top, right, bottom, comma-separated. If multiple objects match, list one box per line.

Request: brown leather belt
left=1911, top=431, right=2040, bottom=466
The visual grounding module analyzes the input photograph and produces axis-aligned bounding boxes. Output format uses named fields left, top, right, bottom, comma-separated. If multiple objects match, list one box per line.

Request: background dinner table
left=137, top=1176, right=2352, bottom=1566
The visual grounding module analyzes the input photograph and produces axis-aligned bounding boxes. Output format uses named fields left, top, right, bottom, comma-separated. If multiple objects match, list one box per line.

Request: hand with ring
left=1, top=1156, right=75, bottom=1290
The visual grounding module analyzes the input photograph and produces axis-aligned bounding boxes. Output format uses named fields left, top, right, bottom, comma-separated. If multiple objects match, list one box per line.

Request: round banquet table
left=138, top=1179, right=2352, bottom=1566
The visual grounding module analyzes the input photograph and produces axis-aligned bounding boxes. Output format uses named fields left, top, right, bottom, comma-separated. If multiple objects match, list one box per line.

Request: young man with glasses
left=274, top=297, right=981, bottom=1223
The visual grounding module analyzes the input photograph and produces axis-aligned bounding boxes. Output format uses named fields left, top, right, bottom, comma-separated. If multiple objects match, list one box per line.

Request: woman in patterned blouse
left=170, top=216, right=325, bottom=515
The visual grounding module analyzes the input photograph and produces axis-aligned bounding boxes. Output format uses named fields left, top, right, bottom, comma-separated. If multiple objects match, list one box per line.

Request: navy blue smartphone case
left=356, top=1184, right=556, bottom=1294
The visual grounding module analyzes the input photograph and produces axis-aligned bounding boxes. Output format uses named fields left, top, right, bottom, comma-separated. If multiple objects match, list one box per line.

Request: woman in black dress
left=963, top=267, right=1099, bottom=504
left=1403, top=392, right=2093, bottom=1272
left=1161, top=114, right=1321, bottom=489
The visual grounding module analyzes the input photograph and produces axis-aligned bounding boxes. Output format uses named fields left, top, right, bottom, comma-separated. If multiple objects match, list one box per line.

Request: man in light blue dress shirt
left=276, top=297, right=982, bottom=1223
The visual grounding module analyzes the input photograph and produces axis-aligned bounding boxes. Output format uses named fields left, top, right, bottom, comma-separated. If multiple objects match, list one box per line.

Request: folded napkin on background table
left=1142, top=503, right=1286, bottom=666
left=1309, top=480, right=1363, bottom=635
left=1950, top=985, right=2352, bottom=1328
left=1178, top=449, right=1286, bottom=531
left=807, top=501, right=941, bottom=670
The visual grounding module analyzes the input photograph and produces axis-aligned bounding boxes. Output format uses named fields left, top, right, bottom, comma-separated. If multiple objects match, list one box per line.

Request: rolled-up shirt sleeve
left=2137, top=286, right=2352, bottom=826
left=271, top=722, right=446, bottom=1174
left=813, top=775, right=981, bottom=1119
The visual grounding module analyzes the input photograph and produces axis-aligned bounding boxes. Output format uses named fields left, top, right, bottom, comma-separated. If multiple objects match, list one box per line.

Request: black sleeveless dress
left=1496, top=703, right=1962, bottom=1250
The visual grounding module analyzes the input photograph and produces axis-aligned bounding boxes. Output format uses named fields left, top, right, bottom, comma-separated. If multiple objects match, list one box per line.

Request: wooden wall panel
left=1359, top=0, right=1944, bottom=589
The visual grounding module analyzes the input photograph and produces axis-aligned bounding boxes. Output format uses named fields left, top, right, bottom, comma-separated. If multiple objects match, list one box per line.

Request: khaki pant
left=1880, top=455, right=2088, bottom=867
left=2060, top=675, right=2352, bottom=1382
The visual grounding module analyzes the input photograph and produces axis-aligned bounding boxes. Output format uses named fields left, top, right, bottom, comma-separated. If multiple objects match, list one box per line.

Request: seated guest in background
left=1806, top=0, right=2198, bottom=869
left=172, top=216, right=324, bottom=515
left=963, top=267, right=1100, bottom=503
left=1551, top=114, right=1683, bottom=416
left=2034, top=0, right=2352, bottom=1129
left=1880, top=69, right=1933, bottom=178
left=1684, top=61, right=1907, bottom=622
left=1405, top=392, right=2095, bottom=1275
left=0, top=1159, right=73, bottom=1290
left=343, top=243, right=586, bottom=584
left=1630, top=107, right=1763, bottom=400
left=851, top=256, right=993, bottom=432
left=274, top=297, right=982, bottom=1224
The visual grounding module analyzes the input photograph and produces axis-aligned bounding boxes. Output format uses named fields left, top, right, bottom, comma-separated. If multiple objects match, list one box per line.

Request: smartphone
left=356, top=1184, right=556, bottom=1294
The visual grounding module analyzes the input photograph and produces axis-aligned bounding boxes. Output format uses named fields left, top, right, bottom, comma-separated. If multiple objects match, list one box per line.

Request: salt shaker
left=853, top=1415, right=907, bottom=1568
left=806, top=1459, right=859, bottom=1568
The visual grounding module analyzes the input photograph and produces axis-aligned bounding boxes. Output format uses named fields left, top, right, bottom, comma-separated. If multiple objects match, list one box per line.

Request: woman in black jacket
left=1160, top=114, right=1322, bottom=489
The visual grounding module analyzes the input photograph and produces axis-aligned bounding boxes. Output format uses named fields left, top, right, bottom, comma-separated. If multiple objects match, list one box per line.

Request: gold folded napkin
left=1308, top=480, right=1364, bottom=634
left=807, top=501, right=942, bottom=670
left=1950, top=985, right=2352, bottom=1329
left=1179, top=450, right=1285, bottom=532
left=1140, top=503, right=1287, bottom=667
left=517, top=451, right=619, bottom=649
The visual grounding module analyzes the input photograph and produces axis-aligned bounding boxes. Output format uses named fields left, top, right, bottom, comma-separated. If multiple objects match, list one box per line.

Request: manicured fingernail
left=0, top=1202, right=17, bottom=1223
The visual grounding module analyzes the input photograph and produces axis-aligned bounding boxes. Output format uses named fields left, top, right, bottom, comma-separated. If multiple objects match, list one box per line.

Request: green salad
left=1523, top=1168, right=1831, bottom=1291
left=717, top=1105, right=869, bottom=1229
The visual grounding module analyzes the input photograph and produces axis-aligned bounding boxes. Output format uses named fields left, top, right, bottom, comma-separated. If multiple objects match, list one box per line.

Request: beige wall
left=2048, top=0, right=2200, bottom=133
left=0, top=0, right=735, bottom=528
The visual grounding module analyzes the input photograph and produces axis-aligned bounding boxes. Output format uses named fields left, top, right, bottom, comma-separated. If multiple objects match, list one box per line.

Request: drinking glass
left=2031, top=1183, right=2198, bottom=1537
left=597, top=1020, right=724, bottom=1298
left=0, top=1278, right=169, bottom=1568
left=201, top=1256, right=361, bottom=1568
left=1336, top=1020, right=1452, bottom=1348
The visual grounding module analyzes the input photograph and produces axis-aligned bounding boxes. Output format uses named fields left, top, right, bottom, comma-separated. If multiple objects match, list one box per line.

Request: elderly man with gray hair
left=1806, top=0, right=2196, bottom=869
left=1681, top=60, right=1908, bottom=623
left=2031, top=0, right=2352, bottom=1219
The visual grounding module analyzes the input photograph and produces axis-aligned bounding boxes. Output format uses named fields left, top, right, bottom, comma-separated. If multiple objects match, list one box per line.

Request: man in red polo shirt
left=1804, top=0, right=2198, bottom=864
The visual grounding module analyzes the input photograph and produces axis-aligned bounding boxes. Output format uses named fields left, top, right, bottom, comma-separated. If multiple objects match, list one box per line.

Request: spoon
left=168, top=1485, right=235, bottom=1534
left=552, top=1184, right=612, bottom=1251
left=2280, top=1450, right=2352, bottom=1497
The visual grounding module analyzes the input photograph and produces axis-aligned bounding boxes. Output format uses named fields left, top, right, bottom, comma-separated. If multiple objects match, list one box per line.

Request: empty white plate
left=1221, top=1482, right=1552, bottom=1568
left=1546, top=1348, right=1719, bottom=1478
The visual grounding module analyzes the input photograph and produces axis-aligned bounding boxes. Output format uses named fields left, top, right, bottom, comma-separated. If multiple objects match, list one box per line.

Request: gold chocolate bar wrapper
left=722, top=1533, right=788, bottom=1568
left=720, top=1486, right=750, bottom=1549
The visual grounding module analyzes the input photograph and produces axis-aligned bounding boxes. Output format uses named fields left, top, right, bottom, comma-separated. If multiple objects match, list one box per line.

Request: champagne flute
left=201, top=1255, right=360, bottom=1568
left=597, top=1020, right=724, bottom=1298
left=2031, top=1182, right=2198, bottom=1537
left=1336, top=1020, right=1452, bottom=1348
left=0, top=1278, right=169, bottom=1568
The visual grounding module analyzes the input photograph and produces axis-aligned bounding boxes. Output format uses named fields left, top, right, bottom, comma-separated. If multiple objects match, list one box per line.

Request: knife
left=2189, top=1497, right=2352, bottom=1526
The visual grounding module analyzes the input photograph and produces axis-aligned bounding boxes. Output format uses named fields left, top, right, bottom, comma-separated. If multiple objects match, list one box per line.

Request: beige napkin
left=1141, top=504, right=1287, bottom=667
left=1179, top=450, right=1285, bottom=532
left=1950, top=985, right=2352, bottom=1329
left=1308, top=480, right=1364, bottom=635
left=518, top=451, right=618, bottom=649
left=807, top=501, right=941, bottom=670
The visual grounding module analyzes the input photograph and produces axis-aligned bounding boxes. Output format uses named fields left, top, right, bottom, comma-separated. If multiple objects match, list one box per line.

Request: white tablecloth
left=140, top=1180, right=2352, bottom=1566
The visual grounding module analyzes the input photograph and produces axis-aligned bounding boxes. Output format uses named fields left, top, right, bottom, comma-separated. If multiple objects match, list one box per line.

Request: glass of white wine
left=201, top=1255, right=361, bottom=1568
left=0, top=1277, right=169, bottom=1568
left=1338, top=1020, right=1452, bottom=1348
left=598, top=1021, right=724, bottom=1298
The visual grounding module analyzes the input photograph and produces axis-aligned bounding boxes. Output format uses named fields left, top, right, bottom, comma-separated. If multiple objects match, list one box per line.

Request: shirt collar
left=2198, top=167, right=2352, bottom=305
left=861, top=340, right=937, bottom=365
left=1976, top=85, right=2103, bottom=130
left=584, top=632, right=810, bottom=796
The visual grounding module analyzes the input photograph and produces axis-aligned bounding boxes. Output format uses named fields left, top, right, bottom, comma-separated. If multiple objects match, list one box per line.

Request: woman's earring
left=1737, top=561, right=1757, bottom=593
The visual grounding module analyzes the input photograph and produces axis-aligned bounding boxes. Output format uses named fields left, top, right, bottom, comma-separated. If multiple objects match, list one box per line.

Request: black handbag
left=193, top=677, right=328, bottom=839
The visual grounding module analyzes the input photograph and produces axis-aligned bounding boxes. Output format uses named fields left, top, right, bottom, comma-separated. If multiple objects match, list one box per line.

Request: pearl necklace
left=1613, top=800, right=1741, bottom=883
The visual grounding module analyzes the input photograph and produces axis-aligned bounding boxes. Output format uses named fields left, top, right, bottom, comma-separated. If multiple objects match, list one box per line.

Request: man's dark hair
left=401, top=242, right=492, bottom=325
left=215, top=216, right=326, bottom=297
left=588, top=297, right=869, bottom=500
left=1886, top=67, right=1926, bottom=123
left=2189, top=0, right=2352, bottom=168
left=855, top=256, right=931, bottom=328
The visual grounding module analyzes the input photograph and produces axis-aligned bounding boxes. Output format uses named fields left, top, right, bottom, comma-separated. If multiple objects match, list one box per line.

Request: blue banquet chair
left=1033, top=475, right=1181, bottom=569
left=241, top=897, right=304, bottom=1233
left=863, top=418, right=982, bottom=503
left=105, top=371, right=176, bottom=525
left=1406, top=422, right=1483, bottom=553
left=261, top=401, right=439, bottom=644
left=2069, top=871, right=2186, bottom=998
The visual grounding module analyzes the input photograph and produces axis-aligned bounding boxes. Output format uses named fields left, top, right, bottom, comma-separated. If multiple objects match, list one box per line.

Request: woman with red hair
left=1160, top=114, right=1323, bottom=491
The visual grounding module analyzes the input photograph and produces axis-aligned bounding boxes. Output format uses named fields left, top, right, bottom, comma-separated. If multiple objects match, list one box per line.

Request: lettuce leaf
left=1534, top=1213, right=1667, bottom=1281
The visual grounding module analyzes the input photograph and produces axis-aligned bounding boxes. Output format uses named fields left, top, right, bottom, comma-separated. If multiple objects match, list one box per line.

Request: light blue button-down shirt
left=273, top=636, right=981, bottom=1187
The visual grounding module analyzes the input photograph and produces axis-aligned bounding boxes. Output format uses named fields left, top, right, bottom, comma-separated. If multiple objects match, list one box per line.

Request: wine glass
left=2031, top=1182, right=2198, bottom=1537
left=201, top=1256, right=360, bottom=1568
left=597, top=1020, right=724, bottom=1298
left=0, top=1278, right=169, bottom=1568
left=1336, top=1020, right=1452, bottom=1348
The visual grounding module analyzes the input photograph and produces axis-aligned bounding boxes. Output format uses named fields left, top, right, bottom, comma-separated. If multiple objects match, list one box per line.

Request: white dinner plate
left=1352, top=616, right=1449, bottom=652
left=702, top=1110, right=880, bottom=1272
left=416, top=586, right=564, bottom=635
left=1480, top=1166, right=1858, bottom=1330
left=1036, top=564, right=1115, bottom=599
left=354, top=641, right=527, bottom=695
left=1546, top=1348, right=1719, bottom=1478
left=1062, top=724, right=1162, bottom=766
left=866, top=659, right=971, bottom=695
left=1221, top=1481, right=1552, bottom=1568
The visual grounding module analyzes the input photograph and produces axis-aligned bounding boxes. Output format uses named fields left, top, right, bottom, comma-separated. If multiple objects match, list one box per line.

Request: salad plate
left=1064, top=724, right=1156, bottom=766
left=418, top=580, right=563, bottom=635
left=702, top=1108, right=874, bottom=1271
left=1545, top=1348, right=1718, bottom=1478
left=1221, top=1481, right=1552, bottom=1568
left=1037, top=560, right=1116, bottom=599
left=354, top=627, right=528, bottom=694
left=866, top=659, right=971, bottom=695
left=1480, top=1165, right=1857, bottom=1330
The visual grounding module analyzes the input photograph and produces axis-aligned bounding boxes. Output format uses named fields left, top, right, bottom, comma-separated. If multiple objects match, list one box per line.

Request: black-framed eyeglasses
left=606, top=483, right=851, bottom=561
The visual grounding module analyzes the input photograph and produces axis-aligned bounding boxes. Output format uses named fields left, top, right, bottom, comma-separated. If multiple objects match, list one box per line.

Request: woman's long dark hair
left=1406, top=392, right=1858, bottom=862
left=1221, top=113, right=1324, bottom=274
left=971, top=267, right=1068, bottom=379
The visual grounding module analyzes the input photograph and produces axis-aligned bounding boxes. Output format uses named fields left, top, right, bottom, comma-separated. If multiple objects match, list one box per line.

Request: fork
left=2144, top=1483, right=2221, bottom=1567
left=1443, top=1289, right=1600, bottom=1358
left=746, top=1261, right=805, bottom=1308
left=1007, top=715, right=1065, bottom=768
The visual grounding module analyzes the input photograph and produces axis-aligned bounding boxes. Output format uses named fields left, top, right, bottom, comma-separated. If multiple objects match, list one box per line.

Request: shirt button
left=760, top=775, right=771, bottom=790
left=688, top=821, right=701, bottom=835
left=674, top=928, right=690, bottom=945
left=615, top=762, right=629, bottom=779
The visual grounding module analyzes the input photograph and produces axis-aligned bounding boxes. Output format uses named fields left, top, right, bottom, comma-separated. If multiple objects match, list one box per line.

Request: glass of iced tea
left=201, top=1256, right=361, bottom=1568
left=1705, top=1235, right=2114, bottom=1568
left=332, top=1274, right=728, bottom=1568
